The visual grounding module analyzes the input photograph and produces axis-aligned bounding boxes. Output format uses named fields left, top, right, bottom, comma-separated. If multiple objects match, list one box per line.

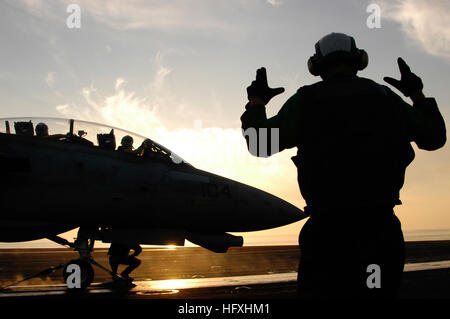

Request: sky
left=0, top=0, right=449, bottom=247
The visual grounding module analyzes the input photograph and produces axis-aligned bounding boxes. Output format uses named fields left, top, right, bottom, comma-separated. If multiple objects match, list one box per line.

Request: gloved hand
left=383, top=57, right=423, bottom=97
left=247, top=67, right=285, bottom=104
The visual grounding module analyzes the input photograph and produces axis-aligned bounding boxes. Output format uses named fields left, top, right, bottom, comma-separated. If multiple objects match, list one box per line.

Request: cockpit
left=0, top=117, right=187, bottom=165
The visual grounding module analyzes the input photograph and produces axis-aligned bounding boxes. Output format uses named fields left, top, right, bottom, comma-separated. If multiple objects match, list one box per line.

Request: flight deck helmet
left=307, top=33, right=368, bottom=76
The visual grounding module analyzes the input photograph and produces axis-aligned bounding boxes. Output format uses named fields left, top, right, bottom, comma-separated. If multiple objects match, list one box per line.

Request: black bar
left=69, top=119, right=74, bottom=135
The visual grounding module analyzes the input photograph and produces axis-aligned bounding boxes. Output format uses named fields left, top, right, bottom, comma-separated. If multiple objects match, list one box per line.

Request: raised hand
left=247, top=67, right=285, bottom=105
left=383, top=57, right=423, bottom=97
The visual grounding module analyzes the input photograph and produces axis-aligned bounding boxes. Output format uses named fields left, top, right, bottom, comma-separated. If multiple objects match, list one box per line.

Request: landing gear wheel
left=63, top=259, right=94, bottom=291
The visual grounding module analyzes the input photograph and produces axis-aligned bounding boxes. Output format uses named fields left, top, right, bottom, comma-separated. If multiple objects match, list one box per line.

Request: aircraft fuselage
left=0, top=131, right=303, bottom=244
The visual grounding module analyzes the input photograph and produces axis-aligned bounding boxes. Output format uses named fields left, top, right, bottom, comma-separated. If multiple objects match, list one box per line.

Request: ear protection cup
left=307, top=34, right=369, bottom=76
left=307, top=42, right=324, bottom=76
left=356, top=49, right=369, bottom=71
left=307, top=54, right=321, bottom=76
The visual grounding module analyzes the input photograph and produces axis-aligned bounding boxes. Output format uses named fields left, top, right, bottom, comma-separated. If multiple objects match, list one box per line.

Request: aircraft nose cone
left=277, top=200, right=306, bottom=225
left=241, top=189, right=307, bottom=231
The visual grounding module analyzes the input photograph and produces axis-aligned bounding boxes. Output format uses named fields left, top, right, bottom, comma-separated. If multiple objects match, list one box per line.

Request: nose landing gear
left=49, top=227, right=125, bottom=292
left=0, top=228, right=129, bottom=294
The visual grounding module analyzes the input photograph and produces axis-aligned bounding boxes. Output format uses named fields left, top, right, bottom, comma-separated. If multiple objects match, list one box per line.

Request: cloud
left=45, top=71, right=55, bottom=87
left=266, top=0, right=283, bottom=7
left=56, top=80, right=165, bottom=138
left=114, top=78, right=125, bottom=91
left=149, top=52, right=172, bottom=92
left=56, top=51, right=175, bottom=133
left=45, top=71, right=65, bottom=98
left=380, top=0, right=450, bottom=60
left=15, top=0, right=238, bottom=32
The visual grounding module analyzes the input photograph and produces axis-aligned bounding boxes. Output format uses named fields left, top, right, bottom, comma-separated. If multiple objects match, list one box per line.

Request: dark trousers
left=109, top=255, right=141, bottom=277
left=297, top=207, right=405, bottom=299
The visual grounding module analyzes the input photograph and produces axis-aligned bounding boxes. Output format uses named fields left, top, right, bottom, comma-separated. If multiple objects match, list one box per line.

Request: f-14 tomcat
left=0, top=117, right=304, bottom=289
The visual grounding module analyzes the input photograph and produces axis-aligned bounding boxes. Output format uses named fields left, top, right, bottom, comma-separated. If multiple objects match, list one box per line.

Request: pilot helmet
left=121, top=135, right=133, bottom=149
left=35, top=122, right=49, bottom=137
left=143, top=138, right=152, bottom=147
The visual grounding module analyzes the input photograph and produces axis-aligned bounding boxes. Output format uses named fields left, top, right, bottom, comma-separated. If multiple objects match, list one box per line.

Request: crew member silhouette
left=117, top=135, right=151, bottom=157
left=108, top=242, right=142, bottom=282
left=35, top=122, right=49, bottom=137
left=117, top=135, right=134, bottom=153
left=241, top=32, right=446, bottom=298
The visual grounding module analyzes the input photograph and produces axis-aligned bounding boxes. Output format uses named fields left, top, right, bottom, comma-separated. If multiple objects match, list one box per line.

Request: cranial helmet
left=307, top=33, right=369, bottom=76
left=35, top=122, right=48, bottom=137
left=121, top=135, right=133, bottom=149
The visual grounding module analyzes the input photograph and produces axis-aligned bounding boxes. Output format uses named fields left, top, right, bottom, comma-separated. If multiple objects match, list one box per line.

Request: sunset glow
left=0, top=0, right=449, bottom=248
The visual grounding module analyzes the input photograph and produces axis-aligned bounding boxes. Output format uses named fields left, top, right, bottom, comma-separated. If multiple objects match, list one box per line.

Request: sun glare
left=150, top=279, right=189, bottom=290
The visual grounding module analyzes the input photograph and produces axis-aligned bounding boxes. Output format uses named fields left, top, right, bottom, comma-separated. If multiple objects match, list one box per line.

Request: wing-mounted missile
left=186, top=232, right=243, bottom=253
left=93, top=228, right=243, bottom=253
